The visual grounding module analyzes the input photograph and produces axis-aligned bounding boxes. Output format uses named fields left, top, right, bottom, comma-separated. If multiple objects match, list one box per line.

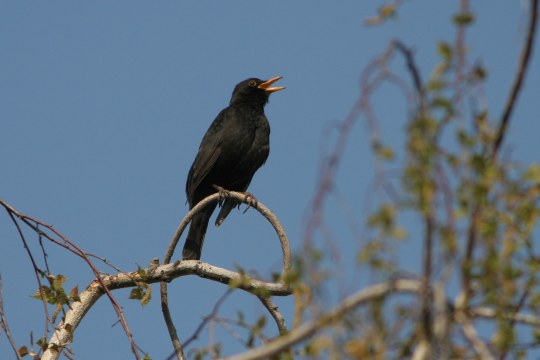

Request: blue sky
left=1, top=1, right=539, bottom=359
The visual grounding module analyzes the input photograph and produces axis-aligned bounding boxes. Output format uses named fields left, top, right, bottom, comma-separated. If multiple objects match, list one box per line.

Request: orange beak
left=258, top=76, right=285, bottom=93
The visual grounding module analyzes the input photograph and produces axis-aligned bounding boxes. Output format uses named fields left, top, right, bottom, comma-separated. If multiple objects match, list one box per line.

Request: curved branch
left=221, top=277, right=540, bottom=360
left=41, top=261, right=291, bottom=360
left=164, top=192, right=291, bottom=273
left=258, top=296, right=288, bottom=336
left=221, top=279, right=422, bottom=360
left=492, top=0, right=538, bottom=157
left=34, top=257, right=540, bottom=360
left=160, top=191, right=292, bottom=359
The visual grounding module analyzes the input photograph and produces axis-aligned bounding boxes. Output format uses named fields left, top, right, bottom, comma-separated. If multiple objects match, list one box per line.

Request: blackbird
left=182, top=76, right=285, bottom=260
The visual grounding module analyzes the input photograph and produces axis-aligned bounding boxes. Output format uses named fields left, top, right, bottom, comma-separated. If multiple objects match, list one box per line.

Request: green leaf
left=255, top=315, right=267, bottom=330
left=472, top=65, right=487, bottom=81
left=373, top=141, right=395, bottom=161
left=49, top=274, right=67, bottom=291
left=391, top=227, right=407, bottom=240
left=379, top=4, right=396, bottom=18
left=431, top=96, right=452, bottom=111
left=36, top=336, right=46, bottom=347
left=453, top=12, right=474, bottom=25
left=137, top=265, right=148, bottom=281
left=437, top=41, right=453, bottom=61
left=129, top=287, right=144, bottom=301
left=524, top=164, right=540, bottom=185
left=32, top=285, right=52, bottom=302
left=427, top=79, right=447, bottom=91
left=367, top=204, right=396, bottom=231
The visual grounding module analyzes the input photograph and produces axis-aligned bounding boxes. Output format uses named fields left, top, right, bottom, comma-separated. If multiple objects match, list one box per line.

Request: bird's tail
left=215, top=199, right=238, bottom=227
left=182, top=204, right=216, bottom=260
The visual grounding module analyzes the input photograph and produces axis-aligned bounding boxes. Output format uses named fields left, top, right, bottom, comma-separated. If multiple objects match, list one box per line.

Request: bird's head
left=229, top=76, right=285, bottom=107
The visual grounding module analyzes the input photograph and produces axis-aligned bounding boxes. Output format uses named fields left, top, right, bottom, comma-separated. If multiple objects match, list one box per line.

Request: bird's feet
left=239, top=191, right=258, bottom=213
left=213, top=184, right=230, bottom=205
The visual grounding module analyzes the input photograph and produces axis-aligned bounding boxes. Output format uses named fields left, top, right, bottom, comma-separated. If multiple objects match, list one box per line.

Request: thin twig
left=0, top=274, right=23, bottom=360
left=183, top=290, right=233, bottom=349
left=5, top=210, right=54, bottom=346
left=453, top=0, right=470, bottom=112
left=160, top=281, right=185, bottom=360
left=258, top=297, right=288, bottom=336
left=492, top=0, right=539, bottom=158
left=470, top=307, right=540, bottom=327
left=394, top=40, right=425, bottom=110
left=304, top=92, right=362, bottom=248
left=0, top=199, right=141, bottom=360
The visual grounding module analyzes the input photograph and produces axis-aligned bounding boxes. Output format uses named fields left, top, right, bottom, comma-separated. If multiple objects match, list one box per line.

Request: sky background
left=1, top=1, right=539, bottom=359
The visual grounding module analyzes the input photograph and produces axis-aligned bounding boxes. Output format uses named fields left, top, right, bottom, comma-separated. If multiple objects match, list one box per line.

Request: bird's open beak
left=258, top=76, right=285, bottom=93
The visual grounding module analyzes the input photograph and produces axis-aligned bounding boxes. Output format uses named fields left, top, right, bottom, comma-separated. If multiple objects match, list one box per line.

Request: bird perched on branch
left=182, top=76, right=285, bottom=260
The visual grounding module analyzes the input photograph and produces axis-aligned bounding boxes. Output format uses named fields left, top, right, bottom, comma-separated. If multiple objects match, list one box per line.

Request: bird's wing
left=186, top=110, right=227, bottom=203
left=186, top=143, right=221, bottom=202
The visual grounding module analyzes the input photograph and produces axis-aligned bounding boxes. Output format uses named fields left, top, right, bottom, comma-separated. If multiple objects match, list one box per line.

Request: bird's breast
left=211, top=111, right=270, bottom=187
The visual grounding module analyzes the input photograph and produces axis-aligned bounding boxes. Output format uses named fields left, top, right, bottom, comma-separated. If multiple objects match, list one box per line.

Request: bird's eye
left=248, top=80, right=257, bottom=87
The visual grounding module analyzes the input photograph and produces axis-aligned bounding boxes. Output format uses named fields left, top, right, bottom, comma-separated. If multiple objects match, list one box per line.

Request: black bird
left=182, top=76, right=285, bottom=260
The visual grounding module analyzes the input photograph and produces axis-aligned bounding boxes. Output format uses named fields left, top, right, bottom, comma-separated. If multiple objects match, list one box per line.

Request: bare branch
left=183, top=290, right=233, bottom=349
left=160, top=191, right=292, bottom=359
left=454, top=309, right=495, bottom=360
left=258, top=296, right=288, bottom=336
left=393, top=40, right=424, bottom=108
left=0, top=274, right=22, bottom=360
left=160, top=280, right=185, bottom=360
left=5, top=209, right=52, bottom=337
left=164, top=191, right=291, bottom=274
left=470, top=307, right=540, bottom=327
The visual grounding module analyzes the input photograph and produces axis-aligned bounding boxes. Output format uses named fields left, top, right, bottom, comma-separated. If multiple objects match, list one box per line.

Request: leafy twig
left=0, top=199, right=140, bottom=360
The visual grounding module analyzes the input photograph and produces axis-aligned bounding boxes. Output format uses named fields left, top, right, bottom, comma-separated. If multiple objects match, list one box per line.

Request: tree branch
left=164, top=191, right=291, bottom=273
left=1, top=199, right=140, bottom=359
left=258, top=296, right=288, bottom=336
left=219, top=275, right=540, bottom=360
left=182, top=289, right=234, bottom=349
left=221, top=279, right=422, bottom=360
left=470, top=307, right=540, bottom=327
left=454, top=308, right=495, bottom=360
left=492, top=0, right=538, bottom=158
left=41, top=260, right=291, bottom=360
left=0, top=274, right=22, bottom=360
left=160, top=191, right=292, bottom=359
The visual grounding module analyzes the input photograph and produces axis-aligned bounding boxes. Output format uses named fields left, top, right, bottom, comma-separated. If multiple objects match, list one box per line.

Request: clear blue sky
left=1, top=2, right=538, bottom=359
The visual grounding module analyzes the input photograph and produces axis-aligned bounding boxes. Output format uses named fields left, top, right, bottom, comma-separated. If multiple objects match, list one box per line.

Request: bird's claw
left=212, top=185, right=257, bottom=212
left=240, top=192, right=258, bottom=213
left=213, top=184, right=230, bottom=205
